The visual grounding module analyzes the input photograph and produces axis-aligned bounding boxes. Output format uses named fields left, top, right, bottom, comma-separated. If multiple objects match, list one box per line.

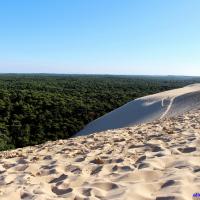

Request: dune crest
left=77, top=84, right=200, bottom=136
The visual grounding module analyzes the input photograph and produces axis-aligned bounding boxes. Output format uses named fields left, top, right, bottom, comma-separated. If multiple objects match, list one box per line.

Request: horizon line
left=0, top=73, right=200, bottom=77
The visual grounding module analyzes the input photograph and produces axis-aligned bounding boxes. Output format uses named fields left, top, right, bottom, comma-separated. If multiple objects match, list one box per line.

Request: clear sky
left=0, top=0, right=200, bottom=75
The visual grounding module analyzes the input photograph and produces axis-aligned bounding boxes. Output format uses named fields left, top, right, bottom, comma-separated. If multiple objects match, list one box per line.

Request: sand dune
left=1, top=85, right=200, bottom=200
left=77, top=84, right=200, bottom=136
left=0, top=109, right=200, bottom=199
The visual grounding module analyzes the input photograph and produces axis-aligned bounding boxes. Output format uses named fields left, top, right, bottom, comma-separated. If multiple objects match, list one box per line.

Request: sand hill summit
left=77, top=84, right=200, bottom=136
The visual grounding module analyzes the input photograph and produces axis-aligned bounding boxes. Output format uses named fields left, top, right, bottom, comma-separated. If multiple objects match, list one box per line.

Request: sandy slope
left=1, top=108, right=200, bottom=200
left=77, top=84, right=200, bottom=136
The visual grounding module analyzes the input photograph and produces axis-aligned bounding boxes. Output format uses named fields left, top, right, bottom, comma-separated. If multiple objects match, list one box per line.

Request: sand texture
left=77, top=84, right=200, bottom=136
left=1, top=108, right=200, bottom=200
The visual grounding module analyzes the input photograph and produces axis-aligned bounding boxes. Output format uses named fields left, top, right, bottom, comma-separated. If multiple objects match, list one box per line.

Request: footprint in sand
left=41, top=164, right=56, bottom=170
left=38, top=168, right=57, bottom=176
left=43, top=155, right=53, bottom=160
left=161, top=180, right=176, bottom=188
left=51, top=186, right=73, bottom=195
left=135, top=155, right=146, bottom=164
left=65, top=165, right=82, bottom=174
left=49, top=174, right=68, bottom=183
left=90, top=166, right=103, bottom=175
left=112, top=165, right=133, bottom=172
left=178, top=147, right=196, bottom=153
left=156, top=196, right=175, bottom=200
left=138, top=162, right=150, bottom=169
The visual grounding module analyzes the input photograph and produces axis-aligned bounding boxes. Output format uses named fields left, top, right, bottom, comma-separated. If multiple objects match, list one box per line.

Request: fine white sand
left=77, top=84, right=200, bottom=136
left=1, top=108, right=200, bottom=199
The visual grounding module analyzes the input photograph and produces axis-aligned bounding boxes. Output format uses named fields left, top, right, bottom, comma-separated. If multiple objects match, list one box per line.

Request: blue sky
left=0, top=0, right=200, bottom=75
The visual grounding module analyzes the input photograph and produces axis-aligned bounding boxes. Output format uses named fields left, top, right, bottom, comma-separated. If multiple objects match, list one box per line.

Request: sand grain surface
left=1, top=109, right=200, bottom=200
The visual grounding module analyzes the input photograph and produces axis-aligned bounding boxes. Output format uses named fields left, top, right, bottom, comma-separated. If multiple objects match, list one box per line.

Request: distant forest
left=0, top=74, right=200, bottom=151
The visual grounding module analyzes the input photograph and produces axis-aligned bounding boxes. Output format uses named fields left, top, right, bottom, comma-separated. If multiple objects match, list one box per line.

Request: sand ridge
left=1, top=108, right=200, bottom=199
left=77, top=84, right=200, bottom=136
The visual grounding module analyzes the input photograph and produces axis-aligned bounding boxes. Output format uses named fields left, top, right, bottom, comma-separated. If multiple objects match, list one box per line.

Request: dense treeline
left=0, top=74, right=200, bottom=150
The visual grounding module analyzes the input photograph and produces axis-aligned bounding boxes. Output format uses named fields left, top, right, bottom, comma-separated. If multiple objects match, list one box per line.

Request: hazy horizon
left=0, top=0, right=200, bottom=75
left=0, top=72, right=199, bottom=76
